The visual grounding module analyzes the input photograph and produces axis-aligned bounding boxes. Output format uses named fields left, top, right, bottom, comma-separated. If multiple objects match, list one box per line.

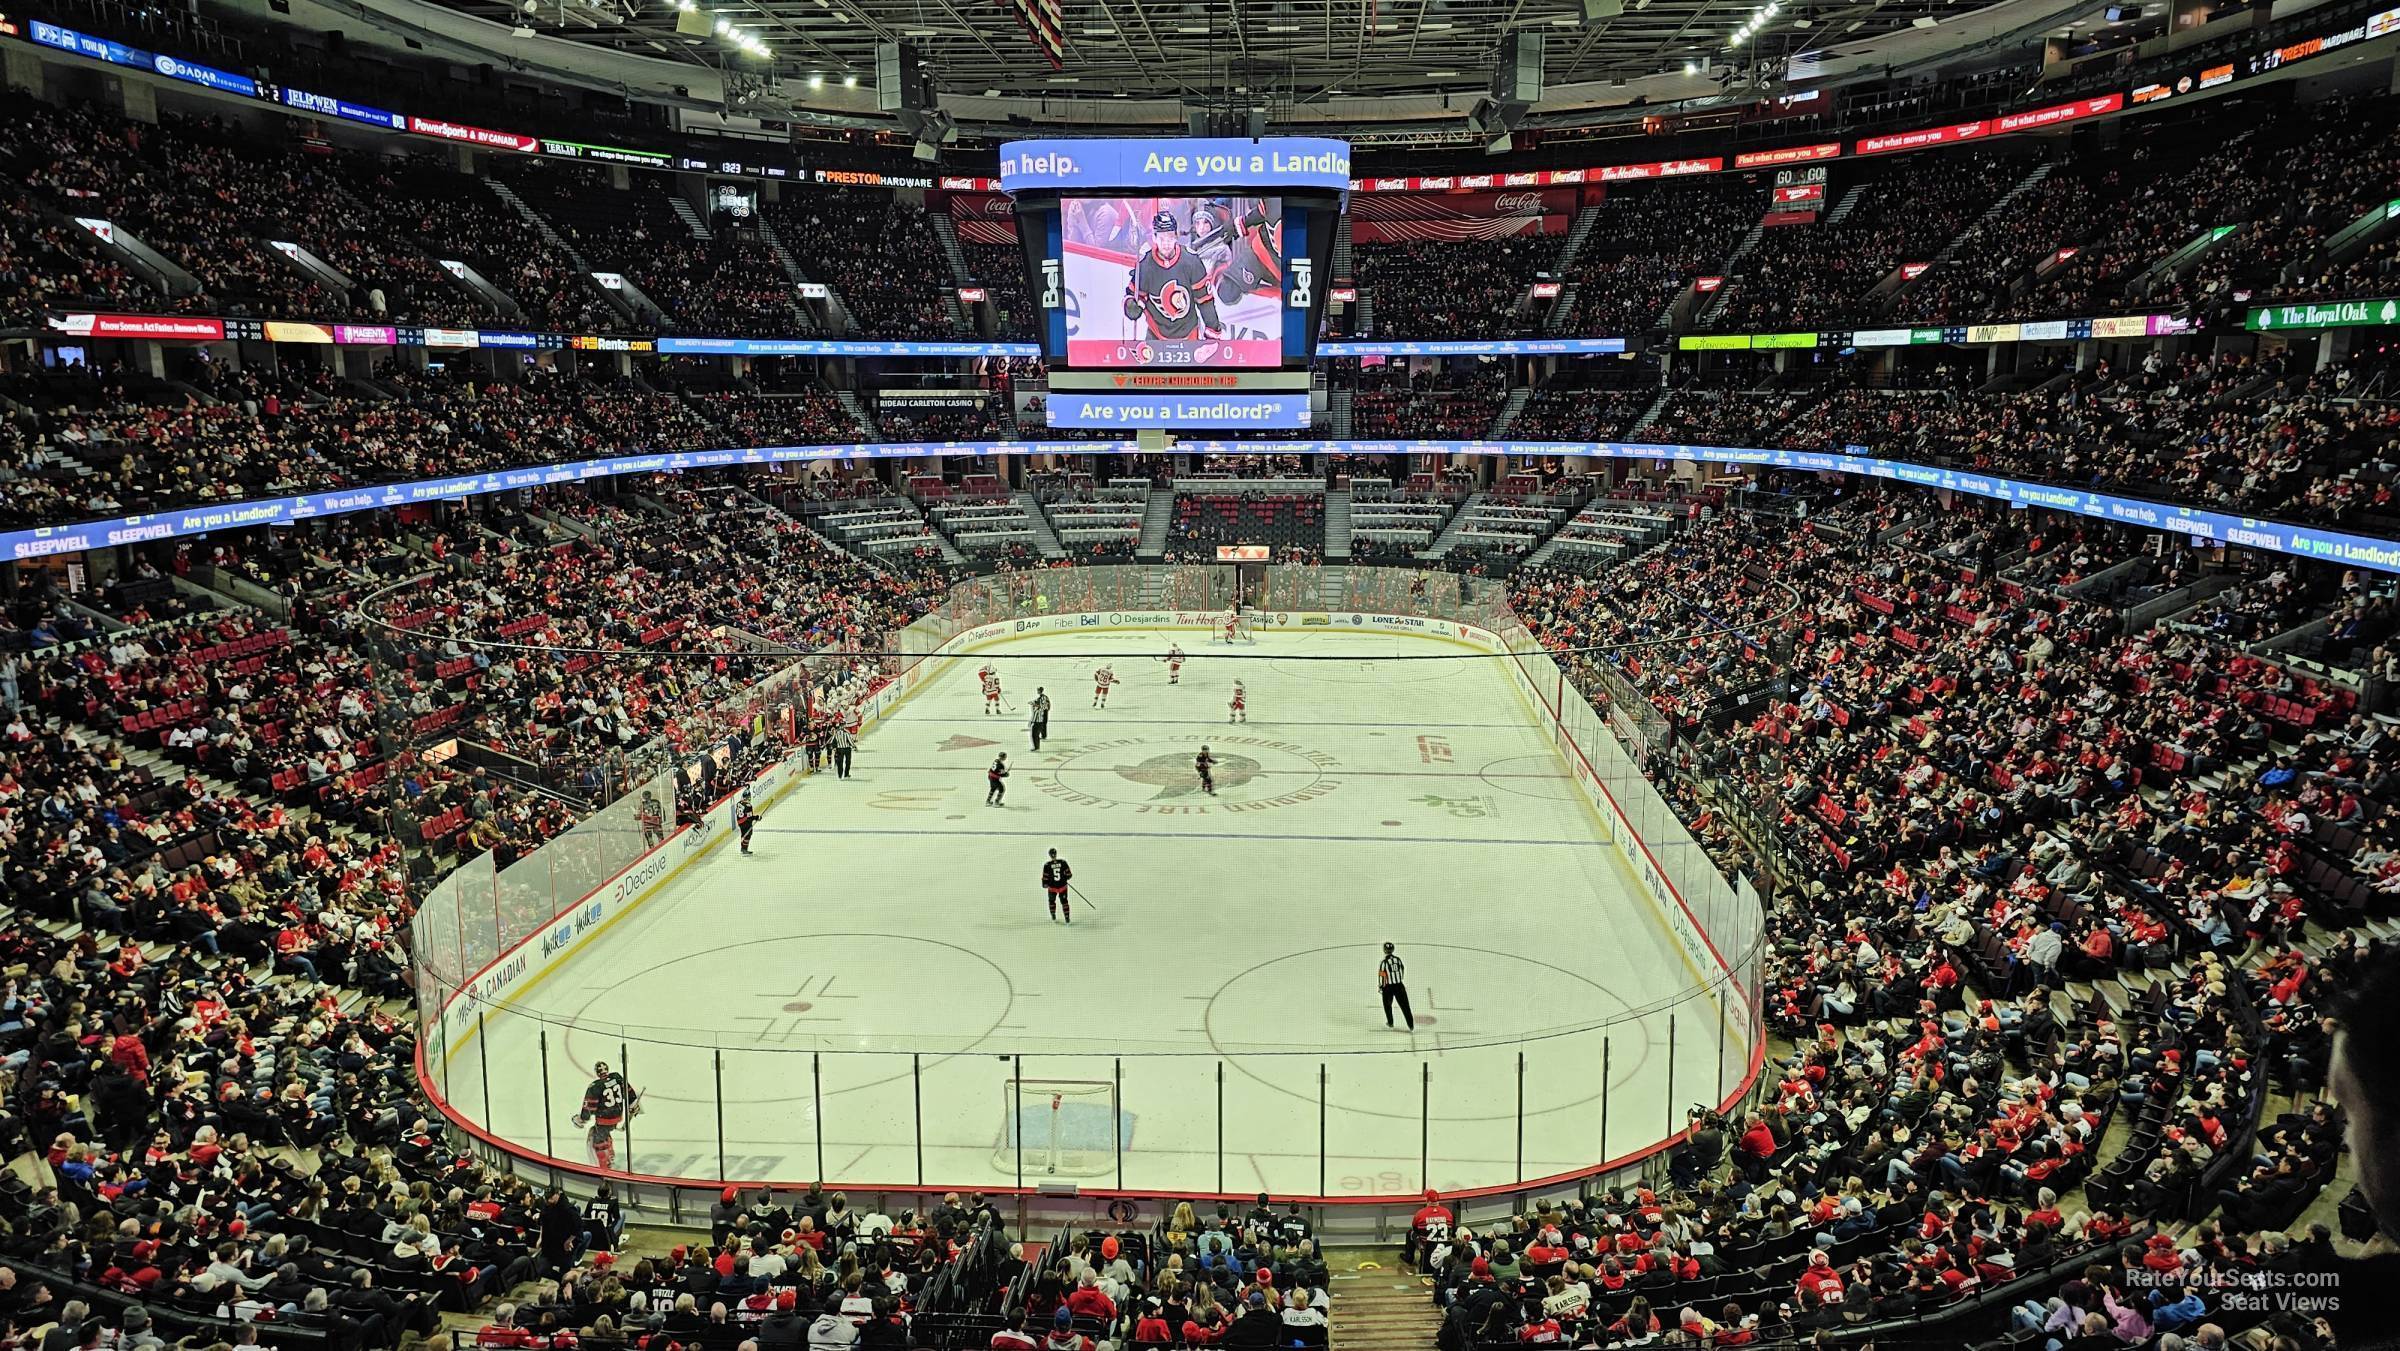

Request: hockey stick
left=1067, top=883, right=1102, bottom=914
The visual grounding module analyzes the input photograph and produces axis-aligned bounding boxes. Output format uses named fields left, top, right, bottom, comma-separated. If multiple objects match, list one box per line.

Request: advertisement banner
left=262, top=321, right=337, bottom=344
left=1348, top=214, right=1560, bottom=242
left=10, top=437, right=2400, bottom=573
left=655, top=337, right=1039, bottom=356
left=409, top=116, right=540, bottom=153
left=1856, top=120, right=1988, bottom=155
left=1596, top=157, right=1722, bottom=181
left=1000, top=138, right=1352, bottom=193
left=1734, top=142, right=1842, bottom=168
left=2247, top=296, right=2400, bottom=332
left=542, top=138, right=673, bottom=167
left=45, top=312, right=224, bottom=341
left=812, top=168, right=934, bottom=188
left=1348, top=188, right=1581, bottom=220
left=1993, top=93, right=2123, bottom=133
left=29, top=21, right=257, bottom=96
left=1044, top=391, right=1312, bottom=429
left=1317, top=338, right=1625, bottom=356
left=279, top=86, right=407, bottom=130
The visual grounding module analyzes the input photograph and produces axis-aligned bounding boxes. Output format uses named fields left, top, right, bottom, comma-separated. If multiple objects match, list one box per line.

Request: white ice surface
left=446, top=631, right=1736, bottom=1198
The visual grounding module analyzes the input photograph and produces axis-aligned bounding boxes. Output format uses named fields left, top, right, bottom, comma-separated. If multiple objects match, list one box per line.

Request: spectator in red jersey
left=1404, top=1189, right=1453, bottom=1270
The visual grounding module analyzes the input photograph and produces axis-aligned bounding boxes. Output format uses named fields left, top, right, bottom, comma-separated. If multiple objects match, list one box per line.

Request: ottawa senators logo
left=1158, top=280, right=1191, bottom=321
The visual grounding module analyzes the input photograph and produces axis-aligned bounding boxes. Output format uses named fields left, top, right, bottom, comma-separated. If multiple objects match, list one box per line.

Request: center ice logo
left=1119, top=750, right=1262, bottom=800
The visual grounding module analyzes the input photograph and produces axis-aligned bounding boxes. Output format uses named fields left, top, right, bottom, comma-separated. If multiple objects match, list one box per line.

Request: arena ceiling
left=423, top=0, right=2078, bottom=114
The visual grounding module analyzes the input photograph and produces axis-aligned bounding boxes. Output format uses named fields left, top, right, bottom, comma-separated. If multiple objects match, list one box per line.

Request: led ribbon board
left=997, top=138, right=1354, bottom=194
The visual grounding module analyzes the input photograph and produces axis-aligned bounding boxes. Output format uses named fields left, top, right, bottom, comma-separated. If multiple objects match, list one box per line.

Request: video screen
left=1057, top=196, right=1284, bottom=367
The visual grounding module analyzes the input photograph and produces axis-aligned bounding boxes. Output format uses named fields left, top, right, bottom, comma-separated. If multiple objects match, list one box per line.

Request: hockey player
left=987, top=752, right=1010, bottom=807
left=637, top=789, right=664, bottom=849
left=735, top=788, right=758, bottom=855
left=1229, top=680, right=1247, bottom=725
left=1164, top=643, right=1186, bottom=685
left=1195, top=746, right=1216, bottom=797
left=1041, top=848, right=1073, bottom=923
left=1193, top=198, right=1282, bottom=305
left=1092, top=664, right=1117, bottom=709
left=571, top=1060, right=640, bottom=1169
left=1222, top=609, right=1242, bottom=643
left=980, top=664, right=1004, bottom=716
left=1123, top=212, right=1225, bottom=345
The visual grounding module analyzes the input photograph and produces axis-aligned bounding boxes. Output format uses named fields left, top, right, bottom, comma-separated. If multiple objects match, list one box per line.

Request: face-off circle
left=1033, top=734, right=1342, bottom=811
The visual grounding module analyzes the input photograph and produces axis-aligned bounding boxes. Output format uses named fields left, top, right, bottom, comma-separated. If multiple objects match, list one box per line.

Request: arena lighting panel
left=13, top=439, right=2400, bottom=575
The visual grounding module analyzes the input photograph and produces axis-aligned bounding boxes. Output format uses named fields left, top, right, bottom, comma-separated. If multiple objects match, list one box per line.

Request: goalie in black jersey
left=1192, top=198, right=1282, bottom=305
left=1123, top=211, right=1226, bottom=343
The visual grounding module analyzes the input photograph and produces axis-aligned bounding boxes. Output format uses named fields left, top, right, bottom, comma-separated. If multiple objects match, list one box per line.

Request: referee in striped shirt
left=1378, top=942, right=1415, bottom=1030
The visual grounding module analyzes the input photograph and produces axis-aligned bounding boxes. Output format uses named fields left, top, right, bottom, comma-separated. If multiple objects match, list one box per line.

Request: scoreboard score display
left=999, top=137, right=1350, bottom=429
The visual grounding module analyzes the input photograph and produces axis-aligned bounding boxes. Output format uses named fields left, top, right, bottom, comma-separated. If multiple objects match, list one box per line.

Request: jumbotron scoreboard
left=999, top=137, right=1350, bottom=431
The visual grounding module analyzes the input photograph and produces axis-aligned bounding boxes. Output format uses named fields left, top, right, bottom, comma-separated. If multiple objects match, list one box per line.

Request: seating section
left=1350, top=237, right=1555, bottom=338
left=1565, top=178, right=1759, bottom=333
left=1709, top=152, right=2028, bottom=330
left=1037, top=477, right=1146, bottom=560
left=770, top=188, right=963, bottom=337
left=1350, top=363, right=1509, bottom=439
left=1168, top=490, right=1325, bottom=560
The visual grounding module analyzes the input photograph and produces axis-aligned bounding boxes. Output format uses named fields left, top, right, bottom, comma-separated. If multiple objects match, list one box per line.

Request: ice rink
left=446, top=629, right=1739, bottom=1198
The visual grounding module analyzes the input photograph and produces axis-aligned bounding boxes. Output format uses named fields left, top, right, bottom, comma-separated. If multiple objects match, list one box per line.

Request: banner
left=1734, top=142, right=1841, bottom=168
left=2247, top=296, right=2400, bottom=332
left=1348, top=215, right=1561, bottom=242
left=945, top=192, right=1020, bottom=244
left=28, top=21, right=256, bottom=96
left=279, top=86, right=407, bottom=130
left=9, top=436, right=2400, bottom=574
left=999, top=138, right=1352, bottom=193
left=1044, top=391, right=1312, bottom=429
left=45, top=313, right=224, bottom=341
left=408, top=116, right=539, bottom=153
left=1348, top=188, right=1581, bottom=220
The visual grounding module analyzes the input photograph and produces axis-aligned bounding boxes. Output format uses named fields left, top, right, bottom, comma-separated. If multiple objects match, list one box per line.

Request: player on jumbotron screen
left=1123, top=210, right=1226, bottom=344
left=1061, top=196, right=1284, bottom=366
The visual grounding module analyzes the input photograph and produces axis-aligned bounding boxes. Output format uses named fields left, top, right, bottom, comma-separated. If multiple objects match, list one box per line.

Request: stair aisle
left=1138, top=486, right=1174, bottom=558
left=1330, top=1262, right=1443, bottom=1351
left=1016, top=488, right=1068, bottom=560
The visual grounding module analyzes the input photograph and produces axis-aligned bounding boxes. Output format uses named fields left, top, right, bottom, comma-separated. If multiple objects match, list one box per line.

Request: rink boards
left=417, top=609, right=1766, bottom=1204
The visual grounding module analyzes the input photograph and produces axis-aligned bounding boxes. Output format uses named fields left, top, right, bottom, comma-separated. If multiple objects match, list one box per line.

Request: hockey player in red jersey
left=1228, top=680, right=1247, bottom=725
left=1164, top=643, right=1186, bottom=685
left=1092, top=665, right=1117, bottom=708
left=980, top=665, right=1004, bottom=716
left=1123, top=212, right=1225, bottom=344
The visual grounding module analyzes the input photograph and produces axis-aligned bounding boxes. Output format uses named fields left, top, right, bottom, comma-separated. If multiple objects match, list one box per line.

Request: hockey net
left=994, top=1078, right=1121, bottom=1177
left=1210, top=613, right=1259, bottom=645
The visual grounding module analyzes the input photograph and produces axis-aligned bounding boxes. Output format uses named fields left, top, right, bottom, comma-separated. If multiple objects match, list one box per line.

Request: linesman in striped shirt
left=1378, top=942, right=1415, bottom=1031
